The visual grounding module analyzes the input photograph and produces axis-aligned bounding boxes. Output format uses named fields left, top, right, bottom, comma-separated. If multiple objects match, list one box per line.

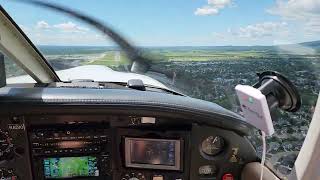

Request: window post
left=0, top=53, right=6, bottom=87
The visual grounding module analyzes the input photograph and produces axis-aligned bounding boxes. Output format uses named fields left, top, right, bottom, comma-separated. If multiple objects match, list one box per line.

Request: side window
left=0, top=52, right=35, bottom=84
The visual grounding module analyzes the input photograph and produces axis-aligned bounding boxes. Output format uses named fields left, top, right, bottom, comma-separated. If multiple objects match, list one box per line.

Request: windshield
left=1, top=0, right=319, bottom=178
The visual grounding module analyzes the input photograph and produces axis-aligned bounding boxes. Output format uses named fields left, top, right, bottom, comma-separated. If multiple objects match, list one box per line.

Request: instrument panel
left=0, top=115, right=258, bottom=180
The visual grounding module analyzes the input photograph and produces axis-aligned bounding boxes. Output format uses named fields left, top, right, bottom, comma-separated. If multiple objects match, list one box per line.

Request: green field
left=85, top=51, right=130, bottom=67
left=164, top=50, right=266, bottom=61
left=84, top=48, right=319, bottom=66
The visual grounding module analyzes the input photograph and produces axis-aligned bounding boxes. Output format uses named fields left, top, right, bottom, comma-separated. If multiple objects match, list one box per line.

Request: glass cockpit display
left=43, top=156, right=99, bottom=179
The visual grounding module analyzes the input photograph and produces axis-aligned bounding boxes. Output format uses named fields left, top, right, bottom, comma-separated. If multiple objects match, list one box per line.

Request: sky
left=0, top=0, right=319, bottom=46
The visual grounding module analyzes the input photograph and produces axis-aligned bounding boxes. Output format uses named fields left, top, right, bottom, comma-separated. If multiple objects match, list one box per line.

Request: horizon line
left=36, top=40, right=319, bottom=48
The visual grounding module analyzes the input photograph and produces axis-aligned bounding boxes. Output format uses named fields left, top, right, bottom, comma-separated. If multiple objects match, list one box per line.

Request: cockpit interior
left=0, top=1, right=319, bottom=180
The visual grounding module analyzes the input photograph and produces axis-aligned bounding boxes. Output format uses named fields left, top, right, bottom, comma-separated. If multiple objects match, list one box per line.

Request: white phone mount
left=235, top=85, right=274, bottom=135
left=235, top=71, right=301, bottom=180
left=235, top=71, right=301, bottom=135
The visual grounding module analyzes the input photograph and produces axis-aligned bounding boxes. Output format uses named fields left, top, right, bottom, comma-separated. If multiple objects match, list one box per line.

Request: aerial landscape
left=0, top=0, right=319, bottom=178
left=3, top=40, right=320, bottom=177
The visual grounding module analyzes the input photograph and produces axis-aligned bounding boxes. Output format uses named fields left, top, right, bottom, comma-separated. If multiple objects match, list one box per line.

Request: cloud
left=31, top=32, right=110, bottom=46
left=268, top=0, right=320, bottom=19
left=36, top=21, right=50, bottom=29
left=230, top=22, right=289, bottom=39
left=195, top=0, right=232, bottom=16
left=268, top=0, right=320, bottom=35
left=195, top=6, right=219, bottom=16
left=53, top=22, right=89, bottom=33
left=16, top=21, right=105, bottom=45
left=34, top=21, right=89, bottom=33
left=304, top=19, right=320, bottom=34
left=212, top=32, right=225, bottom=39
left=209, top=22, right=291, bottom=45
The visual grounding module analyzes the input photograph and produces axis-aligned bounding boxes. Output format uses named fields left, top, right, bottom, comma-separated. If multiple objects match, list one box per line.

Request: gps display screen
left=130, top=139, right=176, bottom=166
left=43, top=156, right=99, bottom=179
left=125, top=138, right=181, bottom=170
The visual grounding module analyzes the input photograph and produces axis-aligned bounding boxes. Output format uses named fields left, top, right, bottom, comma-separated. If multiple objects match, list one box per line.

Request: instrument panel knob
left=121, top=172, right=146, bottom=180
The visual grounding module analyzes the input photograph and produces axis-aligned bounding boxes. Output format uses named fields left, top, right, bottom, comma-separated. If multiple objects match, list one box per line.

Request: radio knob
left=0, top=130, right=14, bottom=161
left=0, top=168, right=18, bottom=180
left=35, top=131, right=44, bottom=137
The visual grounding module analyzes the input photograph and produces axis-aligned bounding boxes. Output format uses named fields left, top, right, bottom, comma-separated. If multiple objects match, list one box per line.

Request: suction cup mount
left=253, top=71, right=301, bottom=112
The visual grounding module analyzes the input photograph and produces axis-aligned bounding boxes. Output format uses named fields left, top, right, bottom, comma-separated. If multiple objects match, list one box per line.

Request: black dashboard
left=0, top=86, right=258, bottom=180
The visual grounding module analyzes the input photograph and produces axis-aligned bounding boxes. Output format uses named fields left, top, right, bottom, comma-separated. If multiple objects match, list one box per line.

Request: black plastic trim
left=0, top=87, right=255, bottom=135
